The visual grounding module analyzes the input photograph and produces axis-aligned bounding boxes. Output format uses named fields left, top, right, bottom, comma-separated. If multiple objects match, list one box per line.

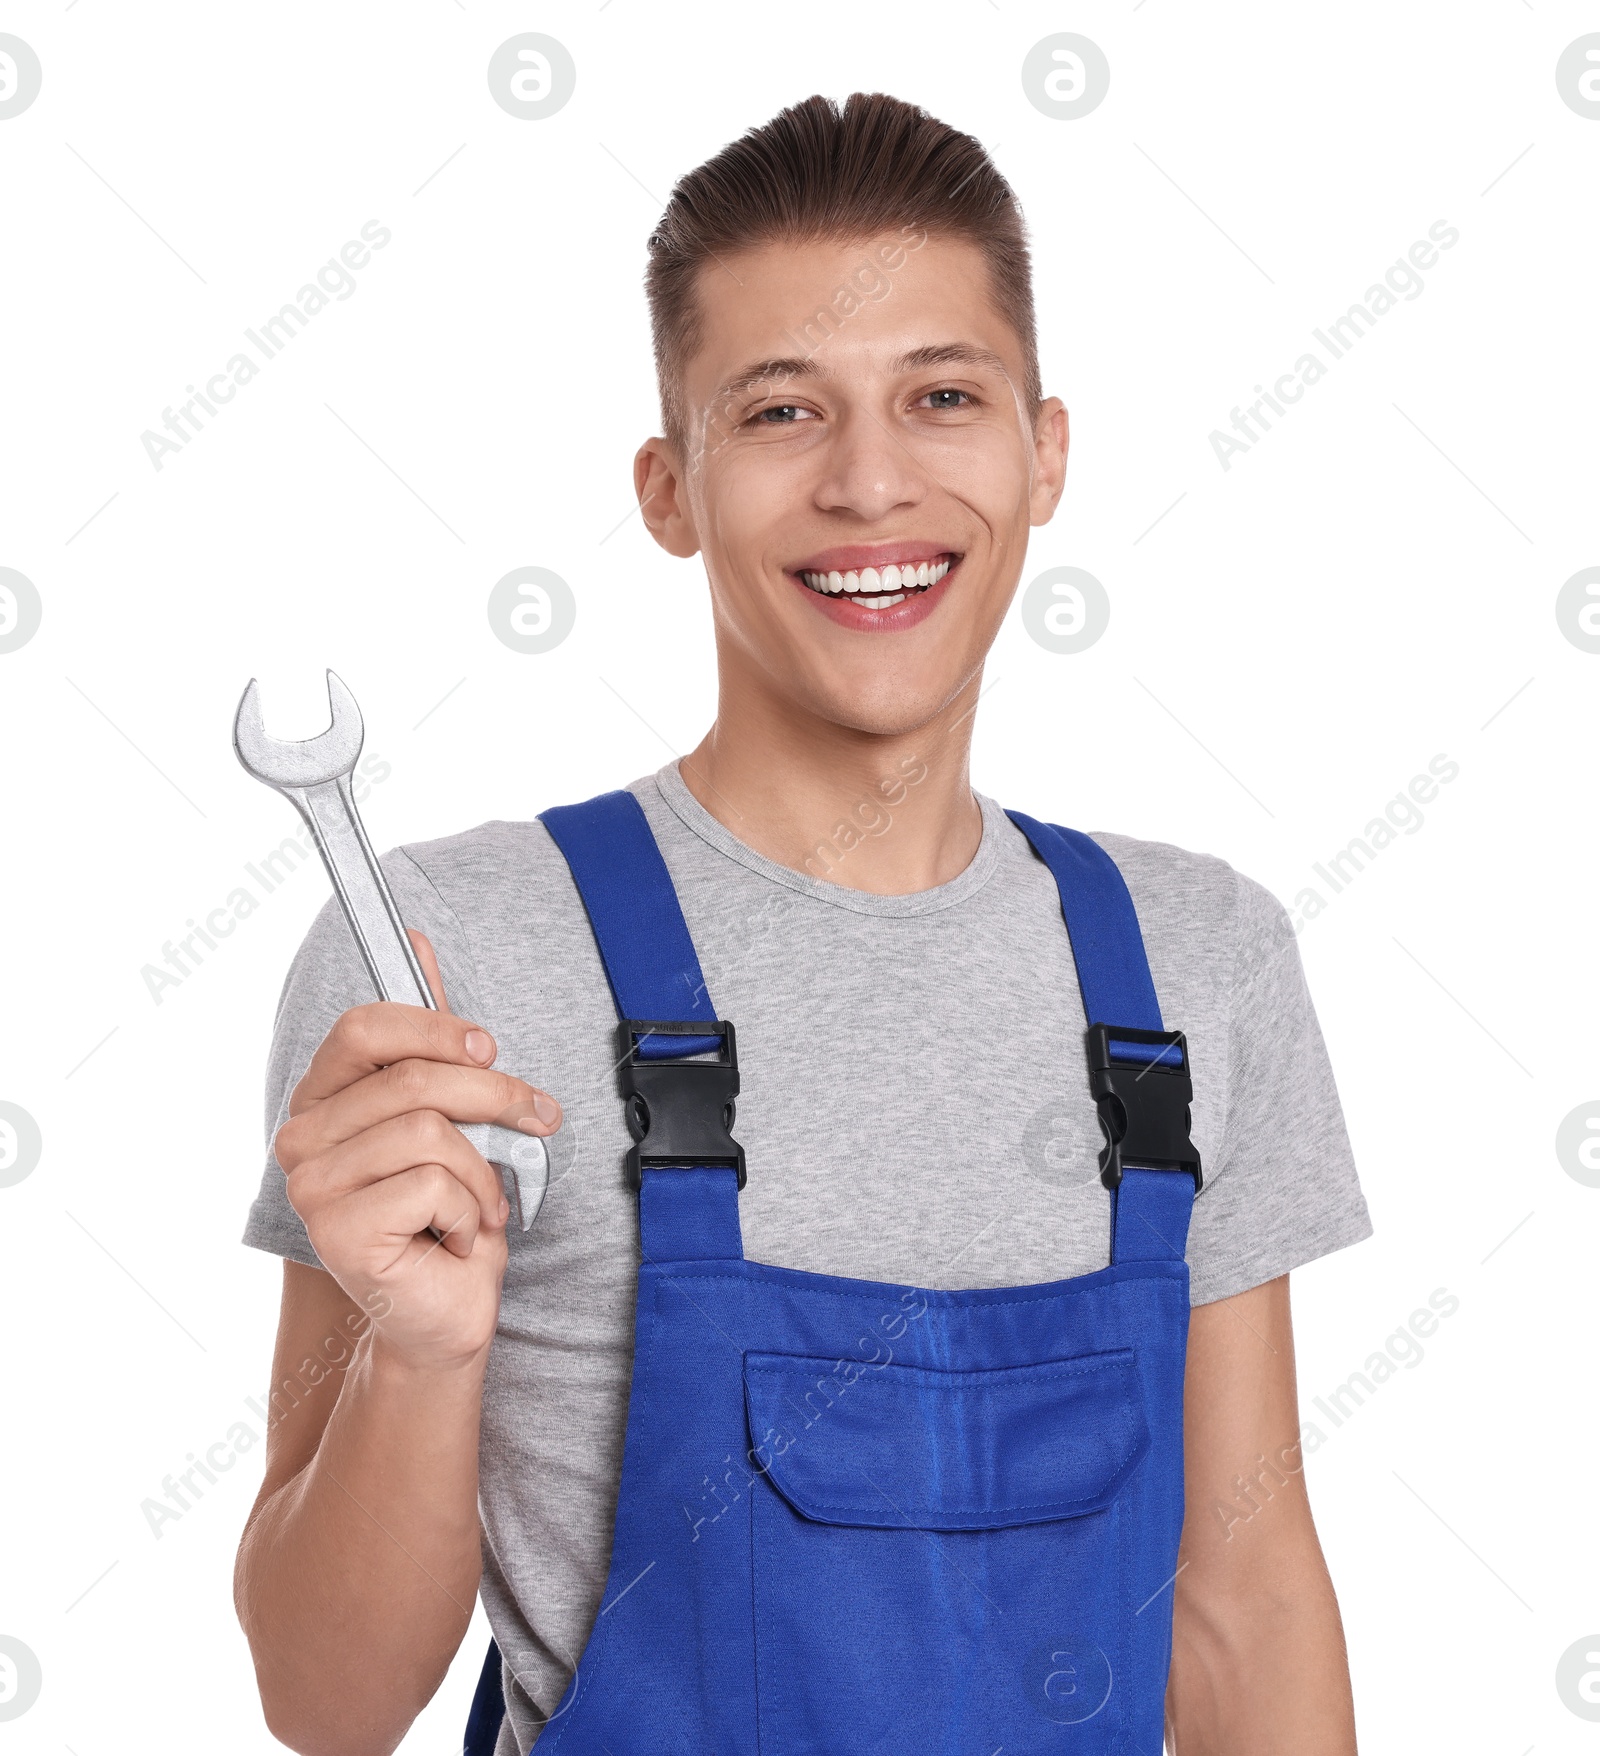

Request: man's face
left=636, top=232, right=1068, bottom=737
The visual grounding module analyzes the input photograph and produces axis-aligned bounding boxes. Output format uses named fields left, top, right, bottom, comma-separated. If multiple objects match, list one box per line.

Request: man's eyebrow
left=713, top=342, right=1011, bottom=407
left=895, top=343, right=1010, bottom=376
left=716, top=357, right=822, bottom=402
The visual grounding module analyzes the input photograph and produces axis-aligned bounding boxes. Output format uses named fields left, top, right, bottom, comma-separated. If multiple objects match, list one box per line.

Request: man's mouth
left=794, top=553, right=958, bottom=610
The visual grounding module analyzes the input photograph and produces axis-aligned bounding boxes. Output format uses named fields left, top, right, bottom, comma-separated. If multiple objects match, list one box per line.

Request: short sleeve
left=240, top=848, right=484, bottom=1268
left=1184, top=872, right=1373, bottom=1304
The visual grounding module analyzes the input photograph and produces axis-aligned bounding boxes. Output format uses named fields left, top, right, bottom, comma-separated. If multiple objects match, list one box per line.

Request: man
left=235, top=93, right=1371, bottom=1755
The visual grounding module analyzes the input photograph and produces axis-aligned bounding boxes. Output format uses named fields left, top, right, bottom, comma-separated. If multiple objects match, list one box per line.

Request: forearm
left=235, top=1331, right=488, bottom=1756
left=1166, top=1545, right=1358, bottom=1755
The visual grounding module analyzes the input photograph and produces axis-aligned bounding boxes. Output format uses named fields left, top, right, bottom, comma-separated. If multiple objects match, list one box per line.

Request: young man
left=236, top=94, right=1371, bottom=1755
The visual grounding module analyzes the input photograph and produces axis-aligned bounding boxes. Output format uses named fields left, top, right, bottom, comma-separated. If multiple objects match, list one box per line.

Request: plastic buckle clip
left=616, top=1019, right=746, bottom=1191
left=1087, top=1023, right=1203, bottom=1194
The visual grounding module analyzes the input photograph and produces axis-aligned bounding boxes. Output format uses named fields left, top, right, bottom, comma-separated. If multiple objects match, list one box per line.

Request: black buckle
left=1087, top=1023, right=1203, bottom=1193
left=616, top=1019, right=746, bottom=1190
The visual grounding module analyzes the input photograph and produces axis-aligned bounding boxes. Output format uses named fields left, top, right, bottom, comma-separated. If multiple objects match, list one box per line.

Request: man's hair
left=645, top=92, right=1040, bottom=457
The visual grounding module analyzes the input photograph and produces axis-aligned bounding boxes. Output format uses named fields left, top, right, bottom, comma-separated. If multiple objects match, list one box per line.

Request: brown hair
left=645, top=92, right=1041, bottom=457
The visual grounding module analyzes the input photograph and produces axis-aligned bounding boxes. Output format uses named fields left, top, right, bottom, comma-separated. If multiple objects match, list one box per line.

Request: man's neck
left=677, top=675, right=986, bottom=896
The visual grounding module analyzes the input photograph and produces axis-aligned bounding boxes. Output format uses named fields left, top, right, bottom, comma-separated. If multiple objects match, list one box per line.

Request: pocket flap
left=743, top=1348, right=1150, bottom=1532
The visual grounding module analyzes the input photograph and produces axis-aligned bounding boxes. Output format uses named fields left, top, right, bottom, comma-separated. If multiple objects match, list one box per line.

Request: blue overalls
left=464, top=791, right=1202, bottom=1755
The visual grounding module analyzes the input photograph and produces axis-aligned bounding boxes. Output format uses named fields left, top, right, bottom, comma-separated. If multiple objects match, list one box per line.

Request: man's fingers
left=279, top=1060, right=559, bottom=1164
left=289, top=998, right=500, bottom=1113
left=312, top=1164, right=492, bottom=1265
left=286, top=1109, right=507, bottom=1231
left=408, top=929, right=449, bottom=1012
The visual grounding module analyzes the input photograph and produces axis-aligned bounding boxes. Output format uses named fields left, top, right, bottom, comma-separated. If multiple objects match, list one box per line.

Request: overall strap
left=540, top=790, right=743, bottom=1262
left=1005, top=811, right=1199, bottom=1268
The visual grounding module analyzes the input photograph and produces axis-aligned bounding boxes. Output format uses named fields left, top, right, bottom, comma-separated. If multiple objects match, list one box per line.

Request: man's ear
left=634, top=439, right=701, bottom=558
left=1028, top=397, right=1070, bottom=526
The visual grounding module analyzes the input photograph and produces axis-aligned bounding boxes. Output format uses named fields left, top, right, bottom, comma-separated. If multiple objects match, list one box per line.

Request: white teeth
left=798, top=556, right=954, bottom=600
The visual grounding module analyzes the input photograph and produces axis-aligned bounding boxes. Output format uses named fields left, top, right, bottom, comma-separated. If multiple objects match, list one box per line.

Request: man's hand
left=271, top=930, right=562, bottom=1371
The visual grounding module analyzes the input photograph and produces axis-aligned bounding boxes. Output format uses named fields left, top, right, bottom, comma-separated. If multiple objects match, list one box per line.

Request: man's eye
left=753, top=404, right=810, bottom=424
left=922, top=389, right=971, bottom=410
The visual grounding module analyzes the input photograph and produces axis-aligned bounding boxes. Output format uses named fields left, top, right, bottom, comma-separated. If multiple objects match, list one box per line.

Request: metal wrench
left=232, top=669, right=548, bottom=1230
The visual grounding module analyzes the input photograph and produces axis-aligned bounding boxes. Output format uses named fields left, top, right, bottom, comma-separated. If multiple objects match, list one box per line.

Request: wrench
left=233, top=669, right=548, bottom=1230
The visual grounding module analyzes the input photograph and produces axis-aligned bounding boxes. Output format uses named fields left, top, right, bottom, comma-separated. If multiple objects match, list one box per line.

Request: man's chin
left=784, top=665, right=986, bottom=744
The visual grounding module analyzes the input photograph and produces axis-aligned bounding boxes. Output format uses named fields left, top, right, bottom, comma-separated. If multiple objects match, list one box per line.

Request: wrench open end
left=462, top=1124, right=550, bottom=1232
left=233, top=669, right=364, bottom=789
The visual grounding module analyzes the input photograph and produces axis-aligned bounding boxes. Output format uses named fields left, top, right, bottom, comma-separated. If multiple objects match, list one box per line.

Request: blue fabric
left=1107, top=1038, right=1185, bottom=1068
left=1005, top=810, right=1199, bottom=1269
left=1003, top=810, right=1164, bottom=1030
left=1113, top=1166, right=1201, bottom=1266
left=472, top=794, right=1198, bottom=1755
left=462, top=1637, right=504, bottom=1756
left=542, top=792, right=745, bottom=1263
left=539, top=1256, right=1190, bottom=1754
left=541, top=791, right=722, bottom=1058
left=743, top=1347, right=1151, bottom=1528
left=638, top=1165, right=743, bottom=1262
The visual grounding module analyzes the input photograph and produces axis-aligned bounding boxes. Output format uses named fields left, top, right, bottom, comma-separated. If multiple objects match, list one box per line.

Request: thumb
left=406, top=928, right=451, bottom=1013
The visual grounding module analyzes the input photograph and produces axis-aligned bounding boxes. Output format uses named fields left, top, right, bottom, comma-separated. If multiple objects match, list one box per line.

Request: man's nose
left=811, top=410, right=928, bottom=519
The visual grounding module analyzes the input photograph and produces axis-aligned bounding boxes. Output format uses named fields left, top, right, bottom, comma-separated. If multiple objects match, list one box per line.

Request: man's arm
left=234, top=933, right=560, bottom=1756
left=235, top=1262, right=490, bottom=1756
left=1165, top=1275, right=1359, bottom=1754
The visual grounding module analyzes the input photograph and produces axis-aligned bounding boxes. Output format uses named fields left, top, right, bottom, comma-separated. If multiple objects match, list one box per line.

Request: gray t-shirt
left=243, top=761, right=1370, bottom=1750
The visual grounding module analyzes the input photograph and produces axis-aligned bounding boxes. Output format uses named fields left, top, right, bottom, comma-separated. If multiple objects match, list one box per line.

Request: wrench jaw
left=235, top=672, right=432, bottom=1010
left=461, top=1123, right=550, bottom=1232
left=232, top=670, right=365, bottom=790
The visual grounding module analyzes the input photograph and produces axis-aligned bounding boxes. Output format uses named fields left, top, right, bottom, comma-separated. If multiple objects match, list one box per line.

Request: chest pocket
left=743, top=1349, right=1151, bottom=1755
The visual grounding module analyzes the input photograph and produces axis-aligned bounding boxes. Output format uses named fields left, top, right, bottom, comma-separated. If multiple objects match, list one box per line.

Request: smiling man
left=235, top=94, right=1371, bottom=1756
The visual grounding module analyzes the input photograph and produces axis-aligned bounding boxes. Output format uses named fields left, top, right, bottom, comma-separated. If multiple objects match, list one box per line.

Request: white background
left=1, top=2, right=1596, bottom=1749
